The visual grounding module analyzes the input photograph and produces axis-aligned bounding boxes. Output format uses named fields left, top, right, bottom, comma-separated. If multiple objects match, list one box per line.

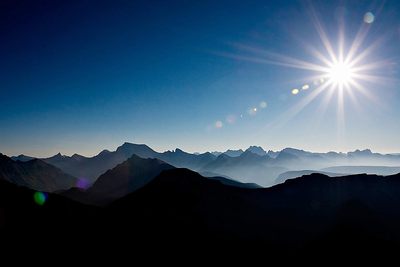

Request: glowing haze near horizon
left=1, top=0, right=400, bottom=157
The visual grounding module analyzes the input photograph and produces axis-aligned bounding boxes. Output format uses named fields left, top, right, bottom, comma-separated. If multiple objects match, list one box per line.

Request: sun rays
left=212, top=6, right=394, bottom=138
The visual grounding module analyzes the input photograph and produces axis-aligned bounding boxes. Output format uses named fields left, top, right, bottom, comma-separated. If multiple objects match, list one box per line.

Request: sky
left=1, top=0, right=400, bottom=157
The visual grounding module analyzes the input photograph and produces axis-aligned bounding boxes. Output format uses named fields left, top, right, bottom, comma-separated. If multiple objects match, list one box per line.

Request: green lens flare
left=33, top=192, right=47, bottom=206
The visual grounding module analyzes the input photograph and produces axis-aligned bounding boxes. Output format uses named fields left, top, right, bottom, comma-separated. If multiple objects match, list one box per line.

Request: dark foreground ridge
left=1, top=167, right=400, bottom=259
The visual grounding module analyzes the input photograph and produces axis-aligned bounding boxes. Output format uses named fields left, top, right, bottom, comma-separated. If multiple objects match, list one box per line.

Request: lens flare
left=260, top=101, right=268, bottom=108
left=248, top=107, right=257, bottom=116
left=76, top=178, right=91, bottom=190
left=33, top=192, right=47, bottom=206
left=364, top=12, right=375, bottom=24
left=215, top=120, right=223, bottom=128
left=217, top=4, right=391, bottom=135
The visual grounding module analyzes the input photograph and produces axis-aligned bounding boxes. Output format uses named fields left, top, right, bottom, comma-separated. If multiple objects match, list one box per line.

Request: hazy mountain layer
left=0, top=154, right=77, bottom=192
left=42, top=143, right=216, bottom=182
left=10, top=143, right=400, bottom=187
left=63, top=155, right=261, bottom=205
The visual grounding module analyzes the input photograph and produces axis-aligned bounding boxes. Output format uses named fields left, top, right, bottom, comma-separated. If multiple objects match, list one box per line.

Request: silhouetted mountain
left=109, top=169, right=400, bottom=253
left=0, top=175, right=101, bottom=255
left=2, top=167, right=400, bottom=256
left=43, top=143, right=160, bottom=182
left=11, top=154, right=35, bottom=162
left=64, top=155, right=260, bottom=205
left=64, top=154, right=174, bottom=205
left=322, top=166, right=400, bottom=176
left=275, top=170, right=344, bottom=184
left=205, top=175, right=261, bottom=189
left=115, top=142, right=159, bottom=158
left=0, top=154, right=77, bottom=192
left=245, top=146, right=267, bottom=156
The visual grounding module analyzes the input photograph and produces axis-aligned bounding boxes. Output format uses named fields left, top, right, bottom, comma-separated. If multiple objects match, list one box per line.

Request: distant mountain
left=11, top=154, right=35, bottom=162
left=321, top=166, right=400, bottom=176
left=275, top=150, right=300, bottom=162
left=223, top=149, right=244, bottom=157
left=267, top=150, right=279, bottom=158
left=245, top=146, right=267, bottom=156
left=201, top=151, right=286, bottom=186
left=43, top=143, right=216, bottom=182
left=275, top=170, right=344, bottom=184
left=159, top=148, right=216, bottom=170
left=0, top=154, right=77, bottom=192
left=11, top=144, right=400, bottom=187
left=348, top=149, right=374, bottom=157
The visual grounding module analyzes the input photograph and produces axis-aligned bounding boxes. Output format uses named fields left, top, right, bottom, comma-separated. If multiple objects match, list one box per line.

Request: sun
left=219, top=7, right=390, bottom=133
left=327, top=61, right=355, bottom=87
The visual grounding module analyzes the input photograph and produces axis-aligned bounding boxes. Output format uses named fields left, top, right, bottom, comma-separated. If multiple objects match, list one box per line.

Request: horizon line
left=2, top=141, right=399, bottom=159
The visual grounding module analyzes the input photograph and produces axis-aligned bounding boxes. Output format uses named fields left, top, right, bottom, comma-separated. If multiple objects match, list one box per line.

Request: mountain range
left=63, top=154, right=261, bottom=206
left=8, top=142, right=400, bottom=188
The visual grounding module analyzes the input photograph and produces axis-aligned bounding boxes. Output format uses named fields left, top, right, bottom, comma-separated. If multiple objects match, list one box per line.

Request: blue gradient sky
left=1, top=0, right=400, bottom=157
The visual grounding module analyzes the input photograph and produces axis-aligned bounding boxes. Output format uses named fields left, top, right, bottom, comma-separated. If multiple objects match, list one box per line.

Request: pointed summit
left=97, top=149, right=111, bottom=157
left=11, top=154, right=35, bottom=162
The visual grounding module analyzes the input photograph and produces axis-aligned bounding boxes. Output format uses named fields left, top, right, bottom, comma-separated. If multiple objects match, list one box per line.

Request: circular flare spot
left=33, top=192, right=47, bottom=206
left=364, top=12, right=374, bottom=24
left=260, top=101, right=268, bottom=108
left=215, top=120, right=223, bottom=128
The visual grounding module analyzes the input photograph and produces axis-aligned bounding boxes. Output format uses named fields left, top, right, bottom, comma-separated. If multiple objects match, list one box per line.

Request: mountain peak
left=115, top=142, right=158, bottom=159
left=349, top=149, right=373, bottom=156
left=245, top=146, right=267, bottom=156
left=282, top=147, right=304, bottom=153
left=71, top=153, right=85, bottom=160
left=50, top=152, right=64, bottom=159
left=97, top=149, right=111, bottom=156
left=0, top=153, right=12, bottom=161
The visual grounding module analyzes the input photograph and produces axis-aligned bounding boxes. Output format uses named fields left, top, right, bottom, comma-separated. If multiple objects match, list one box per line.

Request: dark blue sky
left=1, top=0, right=400, bottom=156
